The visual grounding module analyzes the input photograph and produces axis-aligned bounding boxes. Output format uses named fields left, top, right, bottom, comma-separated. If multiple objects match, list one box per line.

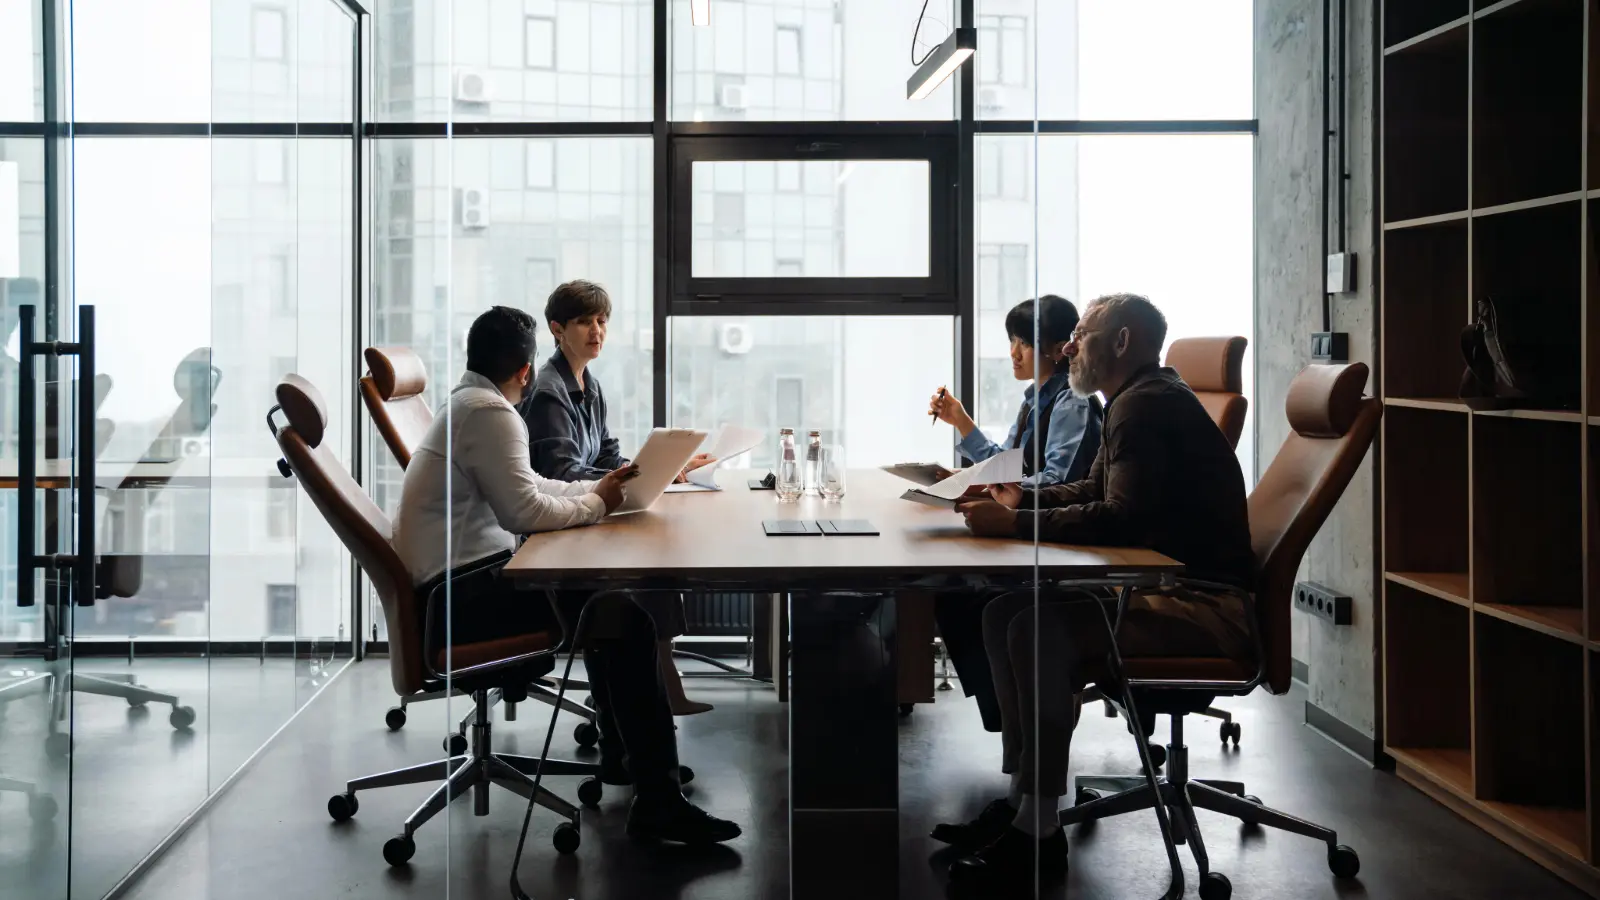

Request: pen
left=931, top=387, right=945, bottom=426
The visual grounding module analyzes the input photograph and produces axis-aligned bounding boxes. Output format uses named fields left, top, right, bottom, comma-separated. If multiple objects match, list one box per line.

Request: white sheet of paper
left=920, top=448, right=1024, bottom=500
left=663, top=482, right=719, bottom=493
left=687, top=424, right=766, bottom=487
left=899, top=489, right=958, bottom=510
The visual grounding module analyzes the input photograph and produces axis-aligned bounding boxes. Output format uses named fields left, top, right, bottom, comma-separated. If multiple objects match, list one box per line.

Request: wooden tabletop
left=505, top=468, right=1181, bottom=590
left=0, top=457, right=294, bottom=490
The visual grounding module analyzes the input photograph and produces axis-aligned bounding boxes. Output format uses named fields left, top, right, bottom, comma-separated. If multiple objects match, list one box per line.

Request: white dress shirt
left=392, top=370, right=607, bottom=585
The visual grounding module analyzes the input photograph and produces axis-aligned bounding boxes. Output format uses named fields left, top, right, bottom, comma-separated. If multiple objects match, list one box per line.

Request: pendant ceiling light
left=906, top=27, right=975, bottom=100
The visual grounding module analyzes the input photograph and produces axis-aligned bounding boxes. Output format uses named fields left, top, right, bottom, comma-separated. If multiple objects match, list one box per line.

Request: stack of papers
left=886, top=449, right=1023, bottom=510
left=662, top=424, right=766, bottom=493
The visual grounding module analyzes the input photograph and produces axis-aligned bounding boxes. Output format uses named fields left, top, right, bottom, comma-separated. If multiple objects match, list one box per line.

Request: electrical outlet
left=1293, top=581, right=1352, bottom=625
left=1311, top=332, right=1349, bottom=363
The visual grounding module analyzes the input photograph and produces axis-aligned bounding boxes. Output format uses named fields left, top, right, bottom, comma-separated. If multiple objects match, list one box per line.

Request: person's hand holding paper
left=898, top=448, right=1024, bottom=508
left=671, top=424, right=766, bottom=489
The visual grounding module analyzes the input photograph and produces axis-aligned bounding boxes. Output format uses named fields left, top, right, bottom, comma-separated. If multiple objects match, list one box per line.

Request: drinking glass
left=776, top=457, right=803, bottom=501
left=820, top=444, right=847, bottom=500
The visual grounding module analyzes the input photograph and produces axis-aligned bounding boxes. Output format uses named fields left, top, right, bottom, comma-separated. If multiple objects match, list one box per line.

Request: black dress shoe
left=626, top=795, right=742, bottom=845
left=930, top=798, right=1015, bottom=850
left=948, top=827, right=1068, bottom=884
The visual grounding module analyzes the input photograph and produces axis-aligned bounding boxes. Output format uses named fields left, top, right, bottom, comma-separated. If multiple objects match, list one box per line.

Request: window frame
left=523, top=15, right=556, bottom=71
left=669, top=133, right=958, bottom=316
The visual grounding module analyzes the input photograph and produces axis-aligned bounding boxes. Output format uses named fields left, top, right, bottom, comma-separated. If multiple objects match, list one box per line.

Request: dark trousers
left=423, top=563, right=681, bottom=796
left=983, top=588, right=1250, bottom=796
left=934, top=590, right=1006, bottom=732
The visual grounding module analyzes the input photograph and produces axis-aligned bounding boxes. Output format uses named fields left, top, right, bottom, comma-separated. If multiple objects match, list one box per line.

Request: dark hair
left=1089, top=292, right=1168, bottom=358
left=1003, top=294, right=1079, bottom=348
left=544, top=279, right=613, bottom=326
left=466, top=305, right=538, bottom=383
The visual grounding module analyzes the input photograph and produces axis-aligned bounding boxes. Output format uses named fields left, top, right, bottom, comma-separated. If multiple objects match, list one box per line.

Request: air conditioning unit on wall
left=717, top=322, right=754, bottom=355
left=454, top=68, right=491, bottom=104
left=718, top=82, right=749, bottom=110
left=456, top=186, right=489, bottom=229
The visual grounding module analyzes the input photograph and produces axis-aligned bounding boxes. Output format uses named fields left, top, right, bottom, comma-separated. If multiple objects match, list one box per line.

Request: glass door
left=0, top=131, right=73, bottom=898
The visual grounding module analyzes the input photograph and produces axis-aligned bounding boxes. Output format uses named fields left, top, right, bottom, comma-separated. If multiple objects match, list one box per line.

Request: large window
left=974, top=133, right=1256, bottom=477
left=373, top=0, right=653, bottom=122
left=669, top=0, right=955, bottom=121
left=370, top=136, right=654, bottom=513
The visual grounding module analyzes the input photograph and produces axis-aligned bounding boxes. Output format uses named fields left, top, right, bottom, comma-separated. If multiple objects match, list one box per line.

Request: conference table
left=504, top=467, right=1182, bottom=899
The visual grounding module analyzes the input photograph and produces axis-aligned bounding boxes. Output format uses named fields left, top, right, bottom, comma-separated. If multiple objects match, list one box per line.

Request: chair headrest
left=1286, top=362, right=1370, bottom=438
left=173, top=348, right=219, bottom=401
left=1165, top=336, right=1247, bottom=394
left=364, top=347, right=427, bottom=401
left=276, top=374, right=329, bottom=448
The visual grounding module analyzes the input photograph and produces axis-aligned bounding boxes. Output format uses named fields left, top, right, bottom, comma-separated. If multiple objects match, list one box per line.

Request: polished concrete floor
left=0, top=656, right=342, bottom=900
left=100, top=657, right=1584, bottom=900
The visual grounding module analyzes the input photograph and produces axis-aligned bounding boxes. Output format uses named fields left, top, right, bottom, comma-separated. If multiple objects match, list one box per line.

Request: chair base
left=1064, top=714, right=1355, bottom=898
left=333, top=687, right=601, bottom=865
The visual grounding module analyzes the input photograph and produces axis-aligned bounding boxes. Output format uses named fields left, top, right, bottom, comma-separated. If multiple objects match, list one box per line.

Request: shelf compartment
left=1387, top=571, right=1471, bottom=606
left=1385, top=584, right=1472, bottom=774
left=1472, top=0, right=1584, bottom=207
left=1472, top=416, right=1582, bottom=619
left=1386, top=0, right=1470, bottom=49
left=1474, top=613, right=1587, bottom=860
left=1384, top=396, right=1470, bottom=413
left=1471, top=202, right=1583, bottom=411
left=1476, top=602, right=1584, bottom=643
left=1383, top=220, right=1468, bottom=399
left=1383, top=25, right=1468, bottom=222
left=1385, top=406, right=1470, bottom=574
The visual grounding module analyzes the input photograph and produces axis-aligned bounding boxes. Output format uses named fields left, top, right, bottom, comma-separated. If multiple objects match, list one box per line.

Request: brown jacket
left=1014, top=364, right=1254, bottom=587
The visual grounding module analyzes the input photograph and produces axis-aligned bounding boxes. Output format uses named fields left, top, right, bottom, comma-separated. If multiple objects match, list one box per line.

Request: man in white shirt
left=392, top=305, right=740, bottom=846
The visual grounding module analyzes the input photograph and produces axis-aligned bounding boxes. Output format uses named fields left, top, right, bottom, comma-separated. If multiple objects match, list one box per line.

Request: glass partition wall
left=1, top=1, right=357, bottom=898
left=365, top=2, right=1253, bottom=899
left=5, top=0, right=1251, bottom=898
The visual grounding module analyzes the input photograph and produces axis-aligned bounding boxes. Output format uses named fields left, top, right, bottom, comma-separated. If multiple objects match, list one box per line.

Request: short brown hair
left=1089, top=292, right=1167, bottom=359
left=544, top=279, right=612, bottom=326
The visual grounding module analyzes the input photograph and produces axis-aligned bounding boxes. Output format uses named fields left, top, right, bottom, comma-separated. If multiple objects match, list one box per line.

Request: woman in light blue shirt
left=930, top=294, right=1101, bottom=489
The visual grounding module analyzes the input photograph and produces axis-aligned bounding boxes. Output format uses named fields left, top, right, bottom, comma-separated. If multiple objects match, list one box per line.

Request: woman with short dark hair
left=929, top=294, right=1101, bottom=488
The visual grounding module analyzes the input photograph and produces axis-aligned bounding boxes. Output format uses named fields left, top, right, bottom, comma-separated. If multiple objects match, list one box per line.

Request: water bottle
left=803, top=430, right=823, bottom=496
left=776, top=428, right=802, bottom=501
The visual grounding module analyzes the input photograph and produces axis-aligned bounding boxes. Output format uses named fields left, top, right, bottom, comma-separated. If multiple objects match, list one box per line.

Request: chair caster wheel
left=126, top=697, right=147, bottom=708
left=1329, top=844, right=1360, bottom=878
left=583, top=695, right=594, bottom=709
left=899, top=703, right=914, bottom=717
left=385, top=707, right=407, bottom=731
left=443, top=732, right=467, bottom=756
left=45, top=733, right=70, bottom=758
left=327, top=792, right=358, bottom=821
left=679, top=764, right=695, bottom=786
left=1102, top=699, right=1117, bottom=717
left=1148, top=743, right=1167, bottom=770
left=1075, top=787, right=1103, bottom=807
left=553, top=822, right=580, bottom=854
left=1199, top=871, right=1232, bottom=900
left=1244, top=794, right=1261, bottom=805
left=29, top=794, right=58, bottom=821
left=574, top=721, right=600, bottom=748
left=1220, top=721, right=1241, bottom=745
left=169, top=705, right=197, bottom=730
left=382, top=834, right=415, bottom=867
left=577, top=777, right=603, bottom=807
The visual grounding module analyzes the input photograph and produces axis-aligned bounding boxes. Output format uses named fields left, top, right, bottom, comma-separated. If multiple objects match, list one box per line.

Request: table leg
left=789, top=591, right=897, bottom=899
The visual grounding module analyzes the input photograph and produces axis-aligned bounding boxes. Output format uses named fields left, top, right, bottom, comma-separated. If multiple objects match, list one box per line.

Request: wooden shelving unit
left=1381, top=0, right=1600, bottom=892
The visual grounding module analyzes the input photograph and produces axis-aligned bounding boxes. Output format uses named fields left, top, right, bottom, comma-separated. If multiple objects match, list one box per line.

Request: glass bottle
left=776, top=428, right=802, bottom=501
left=803, top=430, right=823, bottom=496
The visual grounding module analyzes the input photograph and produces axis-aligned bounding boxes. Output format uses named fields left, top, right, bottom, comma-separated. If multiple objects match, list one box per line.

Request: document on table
left=881, top=462, right=946, bottom=487
left=898, top=448, right=1024, bottom=507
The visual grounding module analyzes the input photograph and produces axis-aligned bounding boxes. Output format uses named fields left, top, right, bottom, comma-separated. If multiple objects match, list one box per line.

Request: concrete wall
left=1256, top=0, right=1380, bottom=739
